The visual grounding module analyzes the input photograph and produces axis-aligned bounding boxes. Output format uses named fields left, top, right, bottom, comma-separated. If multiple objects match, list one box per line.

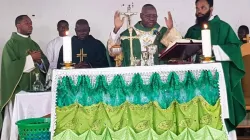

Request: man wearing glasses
left=107, top=4, right=182, bottom=66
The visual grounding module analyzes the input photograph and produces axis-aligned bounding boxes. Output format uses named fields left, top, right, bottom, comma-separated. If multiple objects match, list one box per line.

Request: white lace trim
left=50, top=63, right=229, bottom=138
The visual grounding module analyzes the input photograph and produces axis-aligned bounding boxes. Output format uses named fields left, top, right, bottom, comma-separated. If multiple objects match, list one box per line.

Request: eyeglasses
left=143, top=14, right=158, bottom=19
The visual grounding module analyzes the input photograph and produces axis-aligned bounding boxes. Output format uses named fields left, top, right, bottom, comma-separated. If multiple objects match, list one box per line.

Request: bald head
left=140, top=4, right=158, bottom=28
left=75, top=19, right=90, bottom=40
left=76, top=19, right=89, bottom=27
left=141, top=4, right=156, bottom=13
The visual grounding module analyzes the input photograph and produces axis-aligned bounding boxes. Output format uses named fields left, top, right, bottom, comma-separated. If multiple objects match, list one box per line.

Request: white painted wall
left=0, top=0, right=249, bottom=88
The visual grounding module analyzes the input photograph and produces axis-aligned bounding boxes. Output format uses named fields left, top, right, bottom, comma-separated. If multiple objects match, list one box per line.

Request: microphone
left=153, top=30, right=161, bottom=36
left=153, top=30, right=161, bottom=45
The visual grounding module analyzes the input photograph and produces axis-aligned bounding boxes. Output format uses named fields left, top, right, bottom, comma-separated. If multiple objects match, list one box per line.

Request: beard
left=195, top=10, right=211, bottom=26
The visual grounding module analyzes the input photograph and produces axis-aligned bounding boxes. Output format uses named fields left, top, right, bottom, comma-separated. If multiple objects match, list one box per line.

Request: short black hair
left=142, top=4, right=155, bottom=9
left=15, top=15, right=28, bottom=26
left=239, top=25, right=249, bottom=34
left=57, top=20, right=69, bottom=27
left=141, top=4, right=156, bottom=13
left=76, top=19, right=89, bottom=26
left=195, top=0, right=213, bottom=7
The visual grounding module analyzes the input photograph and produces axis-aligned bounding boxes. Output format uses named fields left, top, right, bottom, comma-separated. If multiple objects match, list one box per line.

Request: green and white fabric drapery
left=51, top=63, right=229, bottom=139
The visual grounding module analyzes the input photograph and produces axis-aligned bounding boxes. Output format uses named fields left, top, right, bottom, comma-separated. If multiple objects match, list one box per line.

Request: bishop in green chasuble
left=185, top=0, right=246, bottom=132
left=107, top=4, right=182, bottom=67
left=0, top=15, right=49, bottom=130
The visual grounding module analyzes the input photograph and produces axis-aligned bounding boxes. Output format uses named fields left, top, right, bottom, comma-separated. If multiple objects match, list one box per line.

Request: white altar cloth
left=9, top=91, right=51, bottom=140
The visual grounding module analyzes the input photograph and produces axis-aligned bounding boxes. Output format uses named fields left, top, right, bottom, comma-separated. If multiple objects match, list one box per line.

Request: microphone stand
left=153, top=30, right=161, bottom=64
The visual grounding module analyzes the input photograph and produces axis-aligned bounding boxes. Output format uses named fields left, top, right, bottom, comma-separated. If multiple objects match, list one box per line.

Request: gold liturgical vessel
left=110, top=3, right=137, bottom=67
left=111, top=45, right=123, bottom=67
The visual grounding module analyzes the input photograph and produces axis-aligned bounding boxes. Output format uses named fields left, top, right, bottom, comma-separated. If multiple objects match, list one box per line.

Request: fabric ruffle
left=53, top=125, right=227, bottom=140
left=56, top=70, right=219, bottom=108
left=55, top=96, right=223, bottom=136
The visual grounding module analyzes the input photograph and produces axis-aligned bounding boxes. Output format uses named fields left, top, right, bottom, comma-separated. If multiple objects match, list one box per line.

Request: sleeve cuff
left=23, top=55, right=35, bottom=73
left=108, top=30, right=121, bottom=57
left=111, top=31, right=119, bottom=41
left=160, top=27, right=182, bottom=47
left=213, top=45, right=230, bottom=61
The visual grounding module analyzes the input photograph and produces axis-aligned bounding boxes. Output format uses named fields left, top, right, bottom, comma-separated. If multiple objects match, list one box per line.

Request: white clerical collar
left=17, top=32, right=29, bottom=38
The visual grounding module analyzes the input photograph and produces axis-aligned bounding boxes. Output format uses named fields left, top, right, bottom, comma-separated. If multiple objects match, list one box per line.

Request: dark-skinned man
left=107, top=4, right=182, bottom=67
left=0, top=15, right=49, bottom=140
left=46, top=20, right=69, bottom=69
left=238, top=25, right=249, bottom=43
left=57, top=19, right=109, bottom=69
left=185, top=0, right=246, bottom=137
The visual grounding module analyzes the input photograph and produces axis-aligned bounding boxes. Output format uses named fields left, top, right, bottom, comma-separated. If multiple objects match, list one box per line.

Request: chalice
left=111, top=45, right=123, bottom=67
left=142, top=51, right=149, bottom=66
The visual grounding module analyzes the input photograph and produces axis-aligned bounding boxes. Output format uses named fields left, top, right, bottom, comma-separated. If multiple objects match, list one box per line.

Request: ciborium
left=142, top=51, right=149, bottom=66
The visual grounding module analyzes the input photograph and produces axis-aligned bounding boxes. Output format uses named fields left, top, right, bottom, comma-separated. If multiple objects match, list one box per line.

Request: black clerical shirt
left=57, top=35, right=109, bottom=69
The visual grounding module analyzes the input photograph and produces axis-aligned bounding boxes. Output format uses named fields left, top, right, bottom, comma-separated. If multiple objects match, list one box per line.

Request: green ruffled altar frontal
left=54, top=97, right=226, bottom=138
left=50, top=63, right=229, bottom=139
left=54, top=126, right=227, bottom=140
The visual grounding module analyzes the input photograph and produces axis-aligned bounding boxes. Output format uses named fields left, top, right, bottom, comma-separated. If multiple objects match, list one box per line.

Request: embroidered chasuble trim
left=120, top=27, right=139, bottom=40
left=133, top=26, right=162, bottom=53
left=133, top=26, right=163, bottom=37
left=119, top=22, right=164, bottom=66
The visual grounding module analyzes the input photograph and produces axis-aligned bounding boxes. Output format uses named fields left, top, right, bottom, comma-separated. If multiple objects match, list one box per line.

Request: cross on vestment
left=120, top=32, right=139, bottom=53
left=121, top=35, right=139, bottom=41
left=243, top=34, right=250, bottom=43
left=120, top=4, right=138, bottom=65
left=121, top=33, right=139, bottom=53
left=76, top=48, right=87, bottom=62
left=121, top=32, right=140, bottom=66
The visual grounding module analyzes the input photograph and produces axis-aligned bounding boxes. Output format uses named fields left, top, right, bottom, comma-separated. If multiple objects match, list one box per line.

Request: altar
left=50, top=63, right=232, bottom=139
left=8, top=91, right=51, bottom=140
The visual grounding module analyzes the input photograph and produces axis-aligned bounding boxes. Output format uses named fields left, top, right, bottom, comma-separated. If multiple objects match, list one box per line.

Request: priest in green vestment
left=185, top=0, right=246, bottom=133
left=0, top=15, right=49, bottom=139
left=107, top=4, right=182, bottom=66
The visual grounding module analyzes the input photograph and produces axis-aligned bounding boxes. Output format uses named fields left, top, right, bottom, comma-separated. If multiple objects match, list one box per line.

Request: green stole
left=185, top=16, right=246, bottom=131
left=107, top=22, right=168, bottom=67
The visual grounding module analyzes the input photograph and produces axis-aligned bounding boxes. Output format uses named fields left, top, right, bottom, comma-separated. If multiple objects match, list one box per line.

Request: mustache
left=197, top=13, right=205, bottom=16
left=195, top=10, right=211, bottom=25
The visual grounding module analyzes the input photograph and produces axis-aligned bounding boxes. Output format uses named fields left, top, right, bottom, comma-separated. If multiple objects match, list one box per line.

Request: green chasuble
left=0, top=32, right=49, bottom=128
left=185, top=15, right=246, bottom=131
left=108, top=22, right=168, bottom=67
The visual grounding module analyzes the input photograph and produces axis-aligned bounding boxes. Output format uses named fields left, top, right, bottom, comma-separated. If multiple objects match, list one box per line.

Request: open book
left=159, top=39, right=202, bottom=61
